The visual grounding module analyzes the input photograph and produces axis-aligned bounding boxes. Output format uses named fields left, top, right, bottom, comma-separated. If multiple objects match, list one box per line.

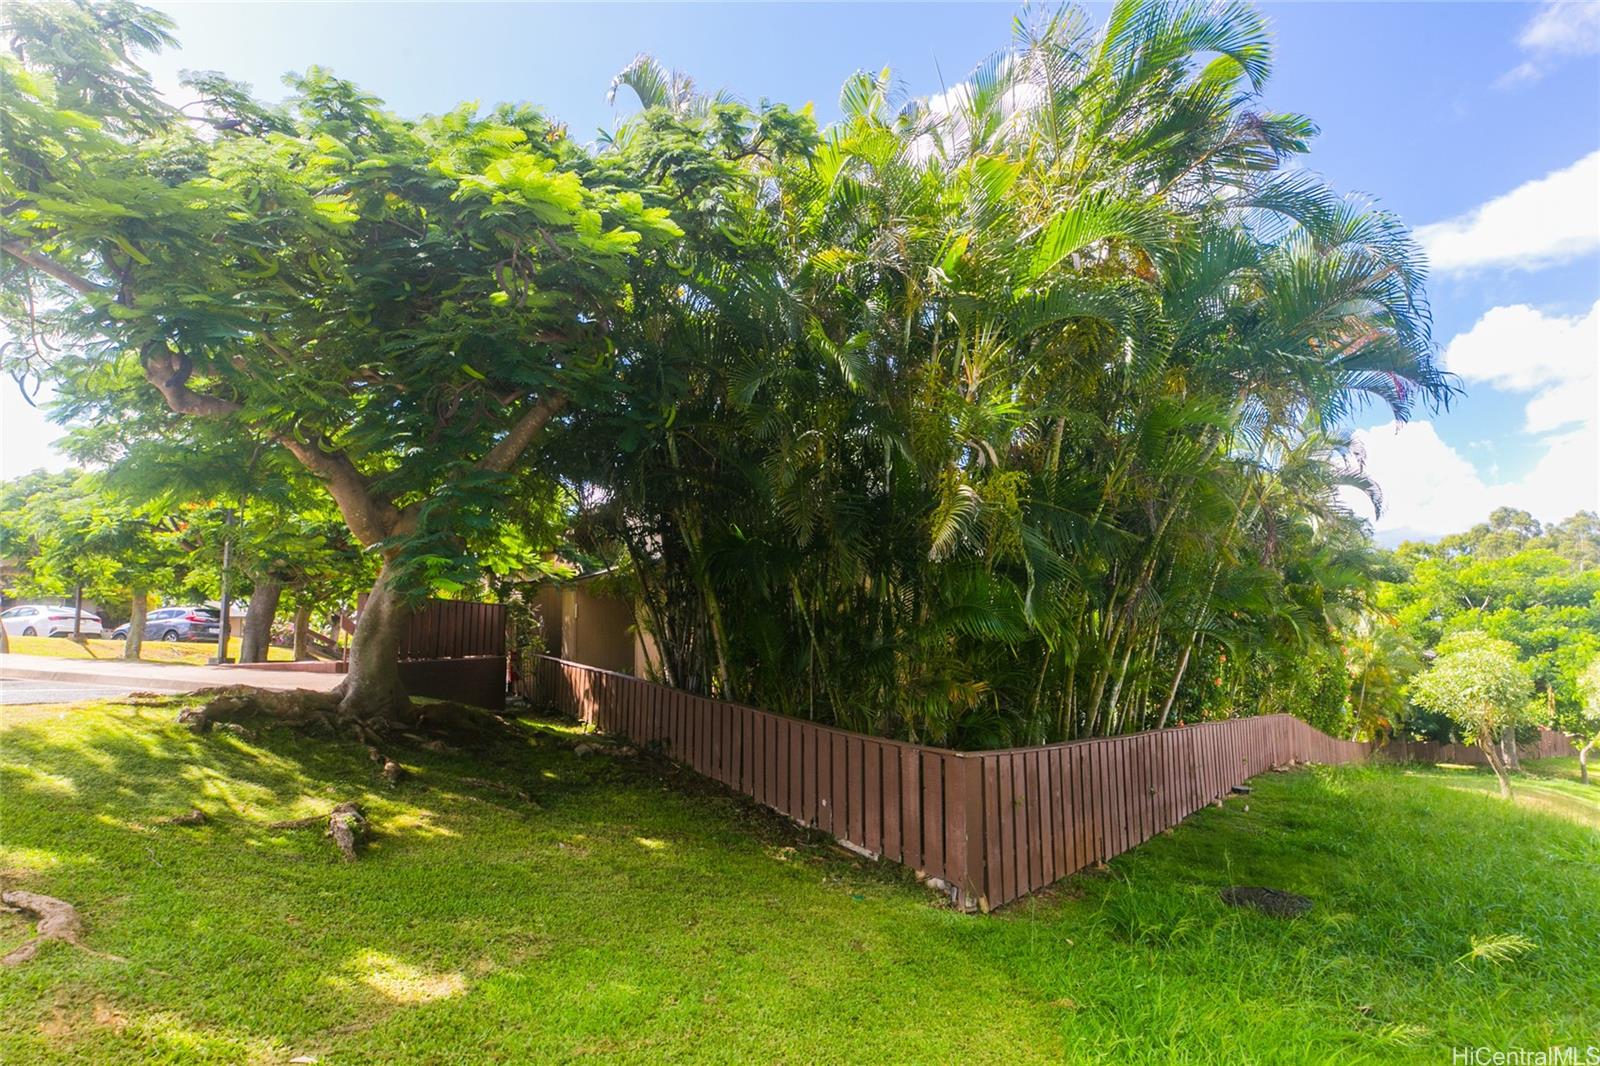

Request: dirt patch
left=1219, top=886, right=1313, bottom=918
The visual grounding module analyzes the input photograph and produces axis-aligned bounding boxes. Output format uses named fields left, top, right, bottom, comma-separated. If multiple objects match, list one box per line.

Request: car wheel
left=111, top=632, right=127, bottom=640
left=162, top=629, right=181, bottom=642
left=21, top=626, right=36, bottom=637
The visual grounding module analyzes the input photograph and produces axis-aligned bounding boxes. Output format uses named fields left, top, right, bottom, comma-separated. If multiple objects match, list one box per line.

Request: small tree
left=1571, top=656, right=1600, bottom=785
left=1410, top=632, right=1531, bottom=798
left=16, top=474, right=183, bottom=658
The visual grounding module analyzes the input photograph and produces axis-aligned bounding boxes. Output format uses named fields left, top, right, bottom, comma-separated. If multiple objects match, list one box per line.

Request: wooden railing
left=523, top=656, right=1370, bottom=911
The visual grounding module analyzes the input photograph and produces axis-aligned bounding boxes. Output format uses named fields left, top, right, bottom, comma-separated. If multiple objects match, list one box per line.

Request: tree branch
left=277, top=436, right=402, bottom=547
left=1, top=241, right=104, bottom=297
left=141, top=343, right=400, bottom=546
left=1, top=239, right=404, bottom=550
left=477, top=392, right=568, bottom=473
left=142, top=344, right=243, bottom=419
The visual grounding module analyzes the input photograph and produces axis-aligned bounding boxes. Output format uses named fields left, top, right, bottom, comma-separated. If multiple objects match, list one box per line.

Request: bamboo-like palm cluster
left=580, top=1, right=1451, bottom=746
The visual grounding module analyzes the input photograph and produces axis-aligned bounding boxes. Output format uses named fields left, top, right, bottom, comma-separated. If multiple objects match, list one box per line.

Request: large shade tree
left=0, top=0, right=688, bottom=722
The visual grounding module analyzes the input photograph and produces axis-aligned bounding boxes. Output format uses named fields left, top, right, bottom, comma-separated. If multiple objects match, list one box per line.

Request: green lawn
left=2, top=700, right=1596, bottom=1065
left=5, top=634, right=295, bottom=665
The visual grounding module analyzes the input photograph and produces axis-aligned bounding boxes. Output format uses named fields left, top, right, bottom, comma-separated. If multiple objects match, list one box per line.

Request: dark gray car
left=112, top=606, right=222, bottom=643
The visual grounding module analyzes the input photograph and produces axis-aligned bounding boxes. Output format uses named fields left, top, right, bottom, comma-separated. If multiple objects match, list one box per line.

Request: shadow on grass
left=4, top=702, right=1598, bottom=1064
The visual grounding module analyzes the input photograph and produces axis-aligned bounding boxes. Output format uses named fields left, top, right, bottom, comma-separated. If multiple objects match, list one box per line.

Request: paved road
left=0, top=677, right=136, bottom=705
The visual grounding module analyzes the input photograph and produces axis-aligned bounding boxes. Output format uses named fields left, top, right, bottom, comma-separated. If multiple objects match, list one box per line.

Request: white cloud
left=1442, top=300, right=1599, bottom=432
left=1413, top=151, right=1600, bottom=274
left=1499, top=1, right=1600, bottom=84
left=1345, top=419, right=1598, bottom=538
left=1346, top=298, right=1600, bottom=537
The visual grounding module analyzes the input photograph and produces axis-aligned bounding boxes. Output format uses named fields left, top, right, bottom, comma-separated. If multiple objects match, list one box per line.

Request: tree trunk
left=124, top=589, right=147, bottom=661
left=1479, top=736, right=1512, bottom=799
left=1579, top=738, right=1594, bottom=786
left=1156, top=640, right=1194, bottom=730
left=239, top=577, right=282, bottom=664
left=335, top=563, right=413, bottom=722
left=1501, top=727, right=1521, bottom=772
left=0, top=619, right=8, bottom=654
left=292, top=602, right=312, bottom=661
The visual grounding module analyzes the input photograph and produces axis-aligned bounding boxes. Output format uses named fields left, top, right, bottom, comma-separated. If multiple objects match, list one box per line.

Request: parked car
left=112, top=606, right=221, bottom=643
left=0, top=604, right=105, bottom=638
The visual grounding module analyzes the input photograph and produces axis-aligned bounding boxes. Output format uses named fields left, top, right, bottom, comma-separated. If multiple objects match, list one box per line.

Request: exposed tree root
left=1, top=890, right=123, bottom=966
left=268, top=802, right=369, bottom=861
left=179, top=686, right=341, bottom=735
left=178, top=685, right=518, bottom=751
left=267, top=814, right=326, bottom=831
left=328, top=802, right=367, bottom=862
left=366, top=746, right=404, bottom=786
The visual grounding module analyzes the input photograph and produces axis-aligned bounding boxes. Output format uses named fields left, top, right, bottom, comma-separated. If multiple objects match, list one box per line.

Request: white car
left=0, top=604, right=105, bottom=639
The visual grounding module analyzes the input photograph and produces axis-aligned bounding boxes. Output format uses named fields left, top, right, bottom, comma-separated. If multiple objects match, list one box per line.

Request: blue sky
left=3, top=1, right=1596, bottom=541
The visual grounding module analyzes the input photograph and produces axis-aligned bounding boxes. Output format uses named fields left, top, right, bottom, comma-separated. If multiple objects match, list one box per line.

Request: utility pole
left=213, top=509, right=234, bottom=664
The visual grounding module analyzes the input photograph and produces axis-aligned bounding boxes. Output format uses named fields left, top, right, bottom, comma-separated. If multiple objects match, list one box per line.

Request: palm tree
left=575, top=0, right=1450, bottom=747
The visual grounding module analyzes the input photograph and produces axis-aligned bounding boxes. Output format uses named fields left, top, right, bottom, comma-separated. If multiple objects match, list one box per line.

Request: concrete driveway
left=0, top=677, right=143, bottom=705
left=0, top=653, right=343, bottom=699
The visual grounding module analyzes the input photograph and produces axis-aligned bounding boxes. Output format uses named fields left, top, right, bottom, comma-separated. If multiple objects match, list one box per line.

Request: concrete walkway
left=0, top=653, right=342, bottom=695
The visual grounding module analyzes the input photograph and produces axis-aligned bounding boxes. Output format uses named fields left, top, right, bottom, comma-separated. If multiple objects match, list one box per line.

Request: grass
left=1, top=701, right=1596, bottom=1065
left=5, top=634, right=295, bottom=665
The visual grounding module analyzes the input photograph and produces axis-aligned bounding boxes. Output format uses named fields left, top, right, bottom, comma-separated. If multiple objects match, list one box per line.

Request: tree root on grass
left=177, top=685, right=519, bottom=750
left=1, top=890, right=124, bottom=966
left=269, top=802, right=369, bottom=862
left=175, top=685, right=522, bottom=793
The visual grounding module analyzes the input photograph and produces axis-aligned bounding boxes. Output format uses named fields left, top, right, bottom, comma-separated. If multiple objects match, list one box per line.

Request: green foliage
left=1571, top=655, right=1600, bottom=748
left=1410, top=633, right=1531, bottom=746
left=1, top=468, right=184, bottom=617
left=577, top=0, right=1448, bottom=745
left=1, top=0, right=682, bottom=610
left=1380, top=509, right=1600, bottom=741
left=2, top=0, right=1461, bottom=735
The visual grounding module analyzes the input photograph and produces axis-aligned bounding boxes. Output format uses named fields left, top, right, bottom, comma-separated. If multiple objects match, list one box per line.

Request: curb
left=0, top=665, right=203, bottom=693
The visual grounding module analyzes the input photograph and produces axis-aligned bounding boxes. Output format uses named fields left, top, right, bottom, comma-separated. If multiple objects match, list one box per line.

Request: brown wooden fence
left=346, top=597, right=509, bottom=709
left=523, top=656, right=1370, bottom=911
left=1375, top=727, right=1575, bottom=767
left=395, top=599, right=507, bottom=661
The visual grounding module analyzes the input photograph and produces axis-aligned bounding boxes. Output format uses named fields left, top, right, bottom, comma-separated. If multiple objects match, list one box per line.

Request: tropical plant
left=581, top=0, right=1449, bottom=745
left=1409, top=632, right=1531, bottom=797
